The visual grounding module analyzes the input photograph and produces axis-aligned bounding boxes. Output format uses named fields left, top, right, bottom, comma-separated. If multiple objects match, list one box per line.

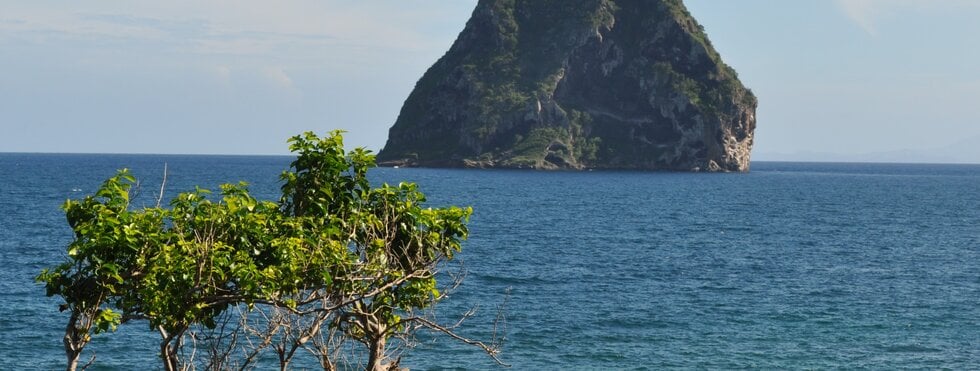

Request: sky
left=2, top=1, right=979, bottom=162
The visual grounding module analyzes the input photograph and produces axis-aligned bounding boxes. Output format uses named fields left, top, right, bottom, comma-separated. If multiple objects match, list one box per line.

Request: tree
left=38, top=131, right=505, bottom=371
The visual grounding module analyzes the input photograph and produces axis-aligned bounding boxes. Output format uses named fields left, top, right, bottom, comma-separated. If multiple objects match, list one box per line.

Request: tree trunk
left=159, top=326, right=183, bottom=371
left=278, top=345, right=291, bottom=371
left=65, top=343, right=80, bottom=371
left=161, top=339, right=178, bottom=371
left=367, top=335, right=387, bottom=371
left=64, top=312, right=83, bottom=371
left=320, top=356, right=336, bottom=371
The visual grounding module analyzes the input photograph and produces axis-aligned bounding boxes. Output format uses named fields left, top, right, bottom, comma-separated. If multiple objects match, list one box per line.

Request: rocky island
left=378, top=0, right=757, bottom=172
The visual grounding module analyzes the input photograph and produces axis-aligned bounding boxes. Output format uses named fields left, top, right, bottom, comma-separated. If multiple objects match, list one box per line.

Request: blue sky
left=2, top=1, right=979, bottom=162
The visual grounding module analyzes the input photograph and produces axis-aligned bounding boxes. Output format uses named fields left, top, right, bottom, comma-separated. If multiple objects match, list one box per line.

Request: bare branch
left=407, top=317, right=510, bottom=367
left=79, top=353, right=96, bottom=371
left=156, top=163, right=168, bottom=208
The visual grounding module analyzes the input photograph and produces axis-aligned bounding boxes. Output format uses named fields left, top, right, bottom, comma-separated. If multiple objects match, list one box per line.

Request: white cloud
left=215, top=65, right=232, bottom=83
left=836, top=0, right=980, bottom=37
left=836, top=0, right=877, bottom=36
left=0, top=1, right=475, bottom=153
left=1, top=1, right=475, bottom=56
left=265, top=67, right=294, bottom=89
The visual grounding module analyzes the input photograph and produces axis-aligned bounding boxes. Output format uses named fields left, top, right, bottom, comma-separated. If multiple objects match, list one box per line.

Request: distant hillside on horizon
left=755, top=135, right=980, bottom=164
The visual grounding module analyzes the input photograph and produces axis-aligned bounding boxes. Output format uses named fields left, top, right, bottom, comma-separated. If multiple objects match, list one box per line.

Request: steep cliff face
left=377, top=0, right=757, bottom=171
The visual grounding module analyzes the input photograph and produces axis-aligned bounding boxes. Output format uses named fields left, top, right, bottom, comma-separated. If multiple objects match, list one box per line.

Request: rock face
left=377, top=0, right=757, bottom=171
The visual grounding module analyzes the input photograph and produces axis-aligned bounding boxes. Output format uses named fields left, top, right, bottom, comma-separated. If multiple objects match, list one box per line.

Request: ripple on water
left=4, top=159, right=980, bottom=369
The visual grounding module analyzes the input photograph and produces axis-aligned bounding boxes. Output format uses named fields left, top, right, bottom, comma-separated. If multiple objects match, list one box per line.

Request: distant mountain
left=378, top=0, right=756, bottom=172
left=756, top=135, right=980, bottom=164
left=935, top=134, right=980, bottom=164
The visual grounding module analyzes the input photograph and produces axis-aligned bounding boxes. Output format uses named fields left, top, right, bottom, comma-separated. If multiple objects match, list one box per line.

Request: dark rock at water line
left=378, top=0, right=757, bottom=172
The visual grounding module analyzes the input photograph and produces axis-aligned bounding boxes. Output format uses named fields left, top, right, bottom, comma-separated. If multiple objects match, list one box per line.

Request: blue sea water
left=1, top=154, right=978, bottom=369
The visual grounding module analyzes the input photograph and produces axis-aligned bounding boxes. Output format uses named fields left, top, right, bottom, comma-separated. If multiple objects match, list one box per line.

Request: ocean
left=1, top=154, right=978, bottom=369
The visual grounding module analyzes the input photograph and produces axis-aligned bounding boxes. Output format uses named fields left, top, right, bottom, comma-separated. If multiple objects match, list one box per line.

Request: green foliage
left=38, top=131, right=487, bottom=370
left=656, top=1, right=757, bottom=112
left=507, top=127, right=563, bottom=165
left=651, top=60, right=754, bottom=121
left=568, top=110, right=601, bottom=164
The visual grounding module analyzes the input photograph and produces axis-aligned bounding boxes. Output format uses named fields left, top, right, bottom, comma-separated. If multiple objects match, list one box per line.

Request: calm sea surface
left=1, top=154, right=978, bottom=369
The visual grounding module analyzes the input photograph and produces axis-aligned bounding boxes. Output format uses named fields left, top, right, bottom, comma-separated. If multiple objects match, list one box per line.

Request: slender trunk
left=320, top=355, right=336, bottom=371
left=65, top=345, right=80, bottom=371
left=159, top=326, right=182, bottom=371
left=64, top=312, right=83, bottom=371
left=161, top=338, right=177, bottom=371
left=367, top=335, right=387, bottom=371
left=277, top=345, right=290, bottom=371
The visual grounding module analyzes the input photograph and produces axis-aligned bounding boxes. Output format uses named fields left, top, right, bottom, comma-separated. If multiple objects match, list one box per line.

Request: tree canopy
left=38, top=131, right=503, bottom=371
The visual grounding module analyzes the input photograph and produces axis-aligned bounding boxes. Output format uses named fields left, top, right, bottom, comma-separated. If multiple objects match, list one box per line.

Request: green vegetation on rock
left=379, top=0, right=757, bottom=172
